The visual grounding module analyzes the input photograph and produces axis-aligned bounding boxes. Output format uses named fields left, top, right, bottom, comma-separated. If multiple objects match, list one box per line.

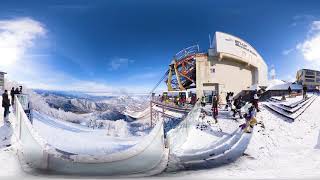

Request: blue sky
left=0, top=0, right=320, bottom=93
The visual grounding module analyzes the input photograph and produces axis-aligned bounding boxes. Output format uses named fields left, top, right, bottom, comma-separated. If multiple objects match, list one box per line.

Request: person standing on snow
left=14, top=87, right=20, bottom=95
left=228, top=92, right=234, bottom=109
left=303, top=85, right=307, bottom=99
left=225, top=92, right=230, bottom=109
left=212, top=94, right=218, bottom=122
left=200, top=96, right=206, bottom=107
left=252, top=92, right=260, bottom=112
left=239, top=104, right=257, bottom=133
left=233, top=96, right=244, bottom=119
left=10, top=87, right=15, bottom=105
left=288, top=86, right=292, bottom=96
left=190, top=94, right=197, bottom=105
left=2, top=90, right=11, bottom=119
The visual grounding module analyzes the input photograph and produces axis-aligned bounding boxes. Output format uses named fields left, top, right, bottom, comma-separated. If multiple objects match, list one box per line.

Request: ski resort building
left=296, top=69, right=320, bottom=90
left=165, top=32, right=268, bottom=103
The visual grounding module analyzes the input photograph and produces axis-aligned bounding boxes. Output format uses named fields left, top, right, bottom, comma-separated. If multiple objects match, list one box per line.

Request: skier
left=19, top=86, right=23, bottom=93
left=10, top=87, right=15, bottom=105
left=2, top=90, right=11, bottom=119
left=212, top=94, right=218, bottom=122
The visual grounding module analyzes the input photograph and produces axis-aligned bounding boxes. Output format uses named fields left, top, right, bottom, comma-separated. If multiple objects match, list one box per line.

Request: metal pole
left=150, top=101, right=153, bottom=127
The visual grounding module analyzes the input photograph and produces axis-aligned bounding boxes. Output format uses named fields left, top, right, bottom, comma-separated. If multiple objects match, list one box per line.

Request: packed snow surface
left=32, top=111, right=142, bottom=155
left=178, top=109, right=243, bottom=154
left=162, top=95, right=320, bottom=179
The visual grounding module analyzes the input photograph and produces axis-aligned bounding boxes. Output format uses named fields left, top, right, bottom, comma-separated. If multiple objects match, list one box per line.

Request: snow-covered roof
left=268, top=79, right=285, bottom=87
left=266, top=81, right=302, bottom=91
left=247, top=84, right=261, bottom=91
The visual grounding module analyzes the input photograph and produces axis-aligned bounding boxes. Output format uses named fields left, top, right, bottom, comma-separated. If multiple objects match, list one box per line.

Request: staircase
left=264, top=95, right=317, bottom=120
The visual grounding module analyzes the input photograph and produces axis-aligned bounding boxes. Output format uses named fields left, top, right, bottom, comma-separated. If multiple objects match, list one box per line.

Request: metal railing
left=174, top=45, right=200, bottom=61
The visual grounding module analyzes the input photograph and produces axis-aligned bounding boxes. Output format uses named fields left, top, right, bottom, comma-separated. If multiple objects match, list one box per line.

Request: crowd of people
left=196, top=90, right=261, bottom=133
left=2, top=86, right=23, bottom=119
left=211, top=91, right=261, bottom=121
left=157, top=92, right=197, bottom=107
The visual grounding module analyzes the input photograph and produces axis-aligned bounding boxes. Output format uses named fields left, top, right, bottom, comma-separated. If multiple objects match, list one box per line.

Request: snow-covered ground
left=32, top=111, right=142, bottom=155
left=162, top=95, right=320, bottom=179
left=1, top=94, right=320, bottom=179
left=176, top=108, right=244, bottom=154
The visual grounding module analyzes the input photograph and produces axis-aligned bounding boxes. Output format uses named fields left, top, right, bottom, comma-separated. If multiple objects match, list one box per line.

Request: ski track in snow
left=1, top=94, right=320, bottom=179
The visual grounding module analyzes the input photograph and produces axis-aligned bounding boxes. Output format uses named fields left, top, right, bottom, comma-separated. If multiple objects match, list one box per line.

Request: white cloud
left=296, top=34, right=320, bottom=62
left=109, top=57, right=134, bottom=70
left=0, top=17, right=46, bottom=66
left=296, top=20, right=320, bottom=68
left=311, top=21, right=320, bottom=31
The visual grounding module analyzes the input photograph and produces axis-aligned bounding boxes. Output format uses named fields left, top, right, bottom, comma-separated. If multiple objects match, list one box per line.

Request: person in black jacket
left=2, top=90, right=11, bottom=118
left=288, top=86, right=292, bottom=96
left=233, top=96, right=244, bottom=119
left=14, top=87, right=20, bottom=95
left=303, top=85, right=307, bottom=99
left=10, top=87, right=15, bottom=105
left=212, top=94, right=219, bottom=121
left=225, top=92, right=230, bottom=109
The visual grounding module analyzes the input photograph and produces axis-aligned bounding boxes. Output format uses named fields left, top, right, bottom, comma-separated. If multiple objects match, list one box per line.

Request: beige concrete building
left=296, top=69, right=320, bottom=90
left=195, top=32, right=268, bottom=103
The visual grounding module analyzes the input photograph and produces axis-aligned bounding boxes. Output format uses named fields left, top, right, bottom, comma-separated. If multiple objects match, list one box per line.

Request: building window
left=305, top=78, right=315, bottom=82
left=317, top=71, right=320, bottom=76
left=316, top=78, right=320, bottom=83
left=305, top=75, right=315, bottom=79
left=305, top=70, right=315, bottom=76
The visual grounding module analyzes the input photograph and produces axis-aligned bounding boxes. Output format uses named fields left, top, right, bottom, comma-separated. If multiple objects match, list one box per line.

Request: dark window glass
left=305, top=78, right=315, bottom=82
left=305, top=75, right=315, bottom=79
left=305, top=70, right=315, bottom=76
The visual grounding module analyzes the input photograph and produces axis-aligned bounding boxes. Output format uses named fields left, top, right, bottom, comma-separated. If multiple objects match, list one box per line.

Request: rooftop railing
left=174, top=45, right=200, bottom=61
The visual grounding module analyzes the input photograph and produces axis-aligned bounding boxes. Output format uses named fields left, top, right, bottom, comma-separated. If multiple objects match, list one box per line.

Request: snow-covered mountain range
left=33, top=89, right=149, bottom=121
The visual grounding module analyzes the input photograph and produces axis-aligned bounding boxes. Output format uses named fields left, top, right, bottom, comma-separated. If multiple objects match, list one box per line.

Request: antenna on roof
left=209, top=33, right=212, bottom=48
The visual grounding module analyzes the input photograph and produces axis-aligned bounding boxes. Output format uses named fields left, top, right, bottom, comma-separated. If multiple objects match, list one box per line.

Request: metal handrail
left=174, top=45, right=200, bottom=61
